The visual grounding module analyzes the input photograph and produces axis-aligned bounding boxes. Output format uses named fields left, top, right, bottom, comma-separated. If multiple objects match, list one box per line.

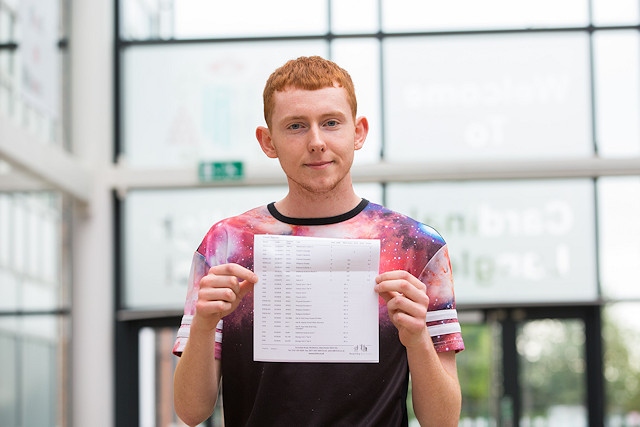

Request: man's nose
left=308, top=126, right=326, bottom=152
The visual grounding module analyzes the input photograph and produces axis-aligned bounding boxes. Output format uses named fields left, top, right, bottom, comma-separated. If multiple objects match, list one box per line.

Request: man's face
left=259, top=86, right=366, bottom=196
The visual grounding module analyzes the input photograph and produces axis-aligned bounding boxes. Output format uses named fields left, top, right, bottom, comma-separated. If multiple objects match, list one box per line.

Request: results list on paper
left=253, top=234, right=380, bottom=363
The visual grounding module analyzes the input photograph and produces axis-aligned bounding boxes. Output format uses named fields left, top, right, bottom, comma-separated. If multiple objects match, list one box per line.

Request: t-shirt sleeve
left=420, top=244, right=465, bottom=353
left=172, top=251, right=223, bottom=358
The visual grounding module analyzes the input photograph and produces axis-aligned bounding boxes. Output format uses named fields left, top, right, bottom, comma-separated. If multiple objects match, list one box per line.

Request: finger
left=200, top=273, right=241, bottom=295
left=199, top=286, right=238, bottom=304
left=387, top=292, right=428, bottom=319
left=209, top=263, right=259, bottom=284
left=376, top=290, right=394, bottom=304
left=237, top=278, right=258, bottom=299
left=376, top=279, right=426, bottom=303
left=387, top=298, right=428, bottom=329
left=393, top=311, right=429, bottom=339
left=195, top=289, right=236, bottom=319
left=377, top=270, right=425, bottom=289
left=376, top=270, right=415, bottom=284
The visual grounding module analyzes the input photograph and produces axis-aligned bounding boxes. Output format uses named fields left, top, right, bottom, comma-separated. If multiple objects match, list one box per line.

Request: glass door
left=458, top=311, right=503, bottom=426
left=458, top=306, right=602, bottom=427
left=517, top=317, right=587, bottom=426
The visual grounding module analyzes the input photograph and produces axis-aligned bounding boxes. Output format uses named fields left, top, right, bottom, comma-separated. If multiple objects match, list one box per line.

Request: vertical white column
left=139, top=328, right=156, bottom=427
left=70, top=0, right=114, bottom=425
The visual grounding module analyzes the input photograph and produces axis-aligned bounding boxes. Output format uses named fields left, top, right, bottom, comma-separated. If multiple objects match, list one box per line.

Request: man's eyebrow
left=279, top=111, right=348, bottom=123
left=312, top=111, right=350, bottom=121
left=320, top=110, right=348, bottom=119
left=281, top=115, right=306, bottom=122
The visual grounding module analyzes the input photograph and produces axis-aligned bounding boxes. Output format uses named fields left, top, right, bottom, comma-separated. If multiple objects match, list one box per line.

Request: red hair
left=262, top=56, right=357, bottom=127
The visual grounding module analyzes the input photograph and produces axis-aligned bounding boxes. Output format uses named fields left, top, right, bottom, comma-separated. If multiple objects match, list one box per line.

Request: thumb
left=238, top=276, right=258, bottom=299
left=377, top=290, right=393, bottom=304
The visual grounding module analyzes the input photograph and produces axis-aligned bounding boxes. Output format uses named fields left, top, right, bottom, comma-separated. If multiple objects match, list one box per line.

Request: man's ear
left=354, top=116, right=369, bottom=151
left=256, top=126, right=278, bottom=158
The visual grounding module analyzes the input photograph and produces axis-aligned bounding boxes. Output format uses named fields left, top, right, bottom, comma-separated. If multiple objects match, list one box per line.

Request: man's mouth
left=306, top=161, right=332, bottom=168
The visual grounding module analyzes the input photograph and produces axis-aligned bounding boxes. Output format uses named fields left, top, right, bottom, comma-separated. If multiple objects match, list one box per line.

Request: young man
left=173, top=56, right=464, bottom=426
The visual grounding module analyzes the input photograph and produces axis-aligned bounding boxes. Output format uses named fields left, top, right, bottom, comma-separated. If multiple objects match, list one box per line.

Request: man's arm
left=173, top=263, right=258, bottom=426
left=375, top=270, right=462, bottom=427
left=407, top=344, right=461, bottom=426
left=174, top=323, right=222, bottom=426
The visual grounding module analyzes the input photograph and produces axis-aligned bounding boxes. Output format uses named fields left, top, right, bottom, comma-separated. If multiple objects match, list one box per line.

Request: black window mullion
left=585, top=305, right=605, bottom=426
left=501, top=311, right=521, bottom=427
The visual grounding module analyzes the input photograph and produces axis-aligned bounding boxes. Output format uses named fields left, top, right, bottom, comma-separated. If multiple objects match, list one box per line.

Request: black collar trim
left=267, top=199, right=369, bottom=225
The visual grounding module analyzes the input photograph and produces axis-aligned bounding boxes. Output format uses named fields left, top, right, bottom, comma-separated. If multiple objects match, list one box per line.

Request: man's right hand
left=193, top=263, right=259, bottom=330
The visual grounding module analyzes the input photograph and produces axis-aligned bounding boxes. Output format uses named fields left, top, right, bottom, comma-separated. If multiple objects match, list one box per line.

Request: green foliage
left=408, top=306, right=640, bottom=423
left=457, top=323, right=494, bottom=418
left=603, top=307, right=640, bottom=415
left=518, top=319, right=586, bottom=416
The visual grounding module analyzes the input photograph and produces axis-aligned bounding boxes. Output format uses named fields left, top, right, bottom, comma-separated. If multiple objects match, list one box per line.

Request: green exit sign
left=198, top=161, right=244, bottom=182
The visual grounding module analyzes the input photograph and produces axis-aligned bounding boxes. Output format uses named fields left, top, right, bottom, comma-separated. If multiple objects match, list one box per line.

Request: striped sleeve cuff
left=426, top=309, right=465, bottom=352
left=172, top=315, right=223, bottom=358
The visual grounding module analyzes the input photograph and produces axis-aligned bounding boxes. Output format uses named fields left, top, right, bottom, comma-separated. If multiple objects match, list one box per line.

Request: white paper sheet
left=253, top=234, right=380, bottom=363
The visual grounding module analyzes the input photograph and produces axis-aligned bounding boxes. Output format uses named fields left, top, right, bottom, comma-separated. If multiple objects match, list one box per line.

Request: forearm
left=407, top=338, right=461, bottom=427
left=173, top=322, right=221, bottom=426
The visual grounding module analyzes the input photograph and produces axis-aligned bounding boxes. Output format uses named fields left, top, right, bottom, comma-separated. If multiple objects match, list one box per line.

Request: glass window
left=381, top=0, right=588, bottom=32
left=139, top=325, right=218, bottom=426
left=123, top=186, right=283, bottom=310
left=123, top=187, right=289, bottom=309
left=122, top=0, right=329, bottom=40
left=0, top=46, right=16, bottom=119
left=457, top=317, right=502, bottom=425
left=11, top=0, right=62, bottom=146
left=0, top=193, right=11, bottom=267
left=603, top=302, right=640, bottom=425
left=0, top=0, right=68, bottom=394
left=331, top=0, right=379, bottom=34
left=0, top=0, right=17, bottom=123
left=518, top=318, right=587, bottom=426
left=331, top=38, right=382, bottom=164
left=0, top=193, right=64, bottom=312
left=0, top=3, right=16, bottom=43
left=386, top=180, right=598, bottom=306
left=0, top=329, right=18, bottom=426
left=0, top=0, right=64, bottom=147
left=592, top=0, right=640, bottom=26
left=122, top=41, right=328, bottom=168
left=12, top=195, right=26, bottom=273
left=0, top=193, right=64, bottom=311
left=0, top=270, right=18, bottom=310
left=383, top=33, right=593, bottom=161
left=0, top=315, right=69, bottom=427
left=597, top=177, right=640, bottom=299
left=593, top=30, right=640, bottom=157
left=120, top=0, right=165, bottom=40
left=41, top=208, right=58, bottom=283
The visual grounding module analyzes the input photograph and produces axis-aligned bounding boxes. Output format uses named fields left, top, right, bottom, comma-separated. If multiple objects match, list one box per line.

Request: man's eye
left=325, top=120, right=338, bottom=127
left=289, top=123, right=302, bottom=130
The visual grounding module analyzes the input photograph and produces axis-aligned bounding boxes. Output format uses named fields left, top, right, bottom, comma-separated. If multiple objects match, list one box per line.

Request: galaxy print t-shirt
left=174, top=199, right=464, bottom=427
